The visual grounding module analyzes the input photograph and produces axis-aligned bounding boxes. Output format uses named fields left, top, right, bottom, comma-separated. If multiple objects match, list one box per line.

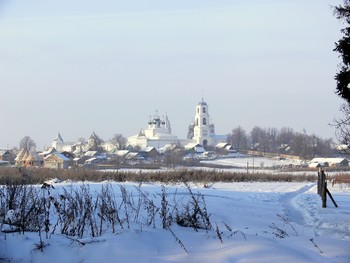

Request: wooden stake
left=322, top=181, right=327, bottom=208
left=326, top=187, right=338, bottom=208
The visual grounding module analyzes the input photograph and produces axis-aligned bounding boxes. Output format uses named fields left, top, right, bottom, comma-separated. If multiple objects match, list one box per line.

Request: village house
left=44, top=153, right=70, bottom=169
left=308, top=158, right=349, bottom=168
left=138, top=147, right=159, bottom=160
left=215, top=143, right=236, bottom=155
left=126, top=152, right=144, bottom=162
left=15, top=149, right=43, bottom=167
left=0, top=150, right=13, bottom=163
left=185, top=143, right=206, bottom=154
left=25, top=152, right=44, bottom=167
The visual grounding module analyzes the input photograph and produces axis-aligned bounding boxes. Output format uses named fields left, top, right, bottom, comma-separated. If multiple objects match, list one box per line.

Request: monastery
left=48, top=99, right=226, bottom=153
left=128, top=99, right=226, bottom=150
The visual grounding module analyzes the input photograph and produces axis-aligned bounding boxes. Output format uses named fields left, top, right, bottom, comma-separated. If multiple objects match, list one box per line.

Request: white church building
left=128, top=99, right=226, bottom=150
left=187, top=99, right=227, bottom=147
left=127, top=112, right=179, bottom=150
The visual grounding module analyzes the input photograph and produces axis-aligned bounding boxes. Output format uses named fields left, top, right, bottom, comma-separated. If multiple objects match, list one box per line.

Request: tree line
left=227, top=126, right=334, bottom=160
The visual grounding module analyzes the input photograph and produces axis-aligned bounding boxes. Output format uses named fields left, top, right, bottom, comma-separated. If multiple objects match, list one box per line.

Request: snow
left=1, top=181, right=349, bottom=263
left=201, top=156, right=304, bottom=168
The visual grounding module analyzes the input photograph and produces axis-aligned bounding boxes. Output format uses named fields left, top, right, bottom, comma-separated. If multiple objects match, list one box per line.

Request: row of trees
left=86, top=133, right=128, bottom=152
left=227, top=126, right=334, bottom=159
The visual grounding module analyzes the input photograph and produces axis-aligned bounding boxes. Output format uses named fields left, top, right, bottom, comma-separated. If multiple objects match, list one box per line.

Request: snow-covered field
left=107, top=156, right=347, bottom=177
left=201, top=156, right=304, bottom=169
left=1, top=180, right=349, bottom=263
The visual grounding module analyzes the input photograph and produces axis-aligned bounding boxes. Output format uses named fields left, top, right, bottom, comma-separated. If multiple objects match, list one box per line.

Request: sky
left=0, top=0, right=346, bottom=149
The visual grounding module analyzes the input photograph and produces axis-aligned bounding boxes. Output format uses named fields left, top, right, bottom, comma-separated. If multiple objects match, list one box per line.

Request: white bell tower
left=193, top=98, right=213, bottom=146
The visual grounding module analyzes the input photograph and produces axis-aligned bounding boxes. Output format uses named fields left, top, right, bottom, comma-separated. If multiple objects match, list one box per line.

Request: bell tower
left=193, top=98, right=213, bottom=146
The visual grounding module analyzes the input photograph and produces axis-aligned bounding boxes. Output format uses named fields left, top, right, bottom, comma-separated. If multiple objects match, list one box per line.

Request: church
left=187, top=98, right=227, bottom=147
left=127, top=111, right=179, bottom=150
left=128, top=99, right=226, bottom=150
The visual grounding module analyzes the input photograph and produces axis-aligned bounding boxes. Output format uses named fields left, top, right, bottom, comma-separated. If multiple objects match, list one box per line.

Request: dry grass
left=0, top=167, right=319, bottom=185
left=331, top=174, right=350, bottom=186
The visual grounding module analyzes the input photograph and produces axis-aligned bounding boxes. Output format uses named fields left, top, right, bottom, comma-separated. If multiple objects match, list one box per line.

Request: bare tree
left=266, top=127, right=278, bottom=153
left=163, top=144, right=186, bottom=168
left=19, top=136, right=36, bottom=152
left=110, top=133, right=128, bottom=150
left=228, top=126, right=248, bottom=151
left=290, top=132, right=314, bottom=160
left=250, top=126, right=269, bottom=152
left=334, top=103, right=350, bottom=146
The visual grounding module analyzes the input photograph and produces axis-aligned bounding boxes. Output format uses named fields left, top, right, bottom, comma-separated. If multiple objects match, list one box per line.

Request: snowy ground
left=105, top=156, right=348, bottom=177
left=1, top=180, right=349, bottom=263
left=201, top=156, right=304, bottom=169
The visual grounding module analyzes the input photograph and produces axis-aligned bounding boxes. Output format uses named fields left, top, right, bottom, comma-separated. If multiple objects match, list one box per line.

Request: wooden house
left=0, top=150, right=13, bottom=163
left=44, top=153, right=70, bottom=169
left=25, top=152, right=44, bottom=167
left=139, top=147, right=159, bottom=160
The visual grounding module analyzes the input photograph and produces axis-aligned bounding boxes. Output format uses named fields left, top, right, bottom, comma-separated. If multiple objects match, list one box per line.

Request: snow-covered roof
left=335, top=144, right=349, bottom=151
left=15, top=149, right=26, bottom=161
left=84, top=151, right=98, bottom=157
left=126, top=152, right=144, bottom=160
left=0, top=150, right=10, bottom=155
left=26, top=152, right=43, bottom=161
left=308, top=162, right=324, bottom=168
left=45, top=152, right=69, bottom=161
left=216, top=142, right=229, bottom=148
left=309, top=158, right=348, bottom=164
left=184, top=143, right=205, bottom=153
left=112, top=150, right=128, bottom=157
left=140, top=147, right=157, bottom=153
left=42, top=147, right=56, bottom=156
left=184, top=143, right=201, bottom=149
left=85, top=157, right=99, bottom=164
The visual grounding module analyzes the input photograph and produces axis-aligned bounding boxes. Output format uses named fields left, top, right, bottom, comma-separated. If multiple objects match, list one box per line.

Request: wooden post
left=322, top=181, right=327, bottom=208
left=317, top=168, right=338, bottom=208
left=317, top=167, right=322, bottom=195
left=326, top=187, right=339, bottom=208
left=317, top=167, right=327, bottom=207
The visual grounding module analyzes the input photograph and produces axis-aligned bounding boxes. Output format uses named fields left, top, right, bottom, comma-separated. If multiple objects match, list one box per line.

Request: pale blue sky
left=0, top=0, right=345, bottom=149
